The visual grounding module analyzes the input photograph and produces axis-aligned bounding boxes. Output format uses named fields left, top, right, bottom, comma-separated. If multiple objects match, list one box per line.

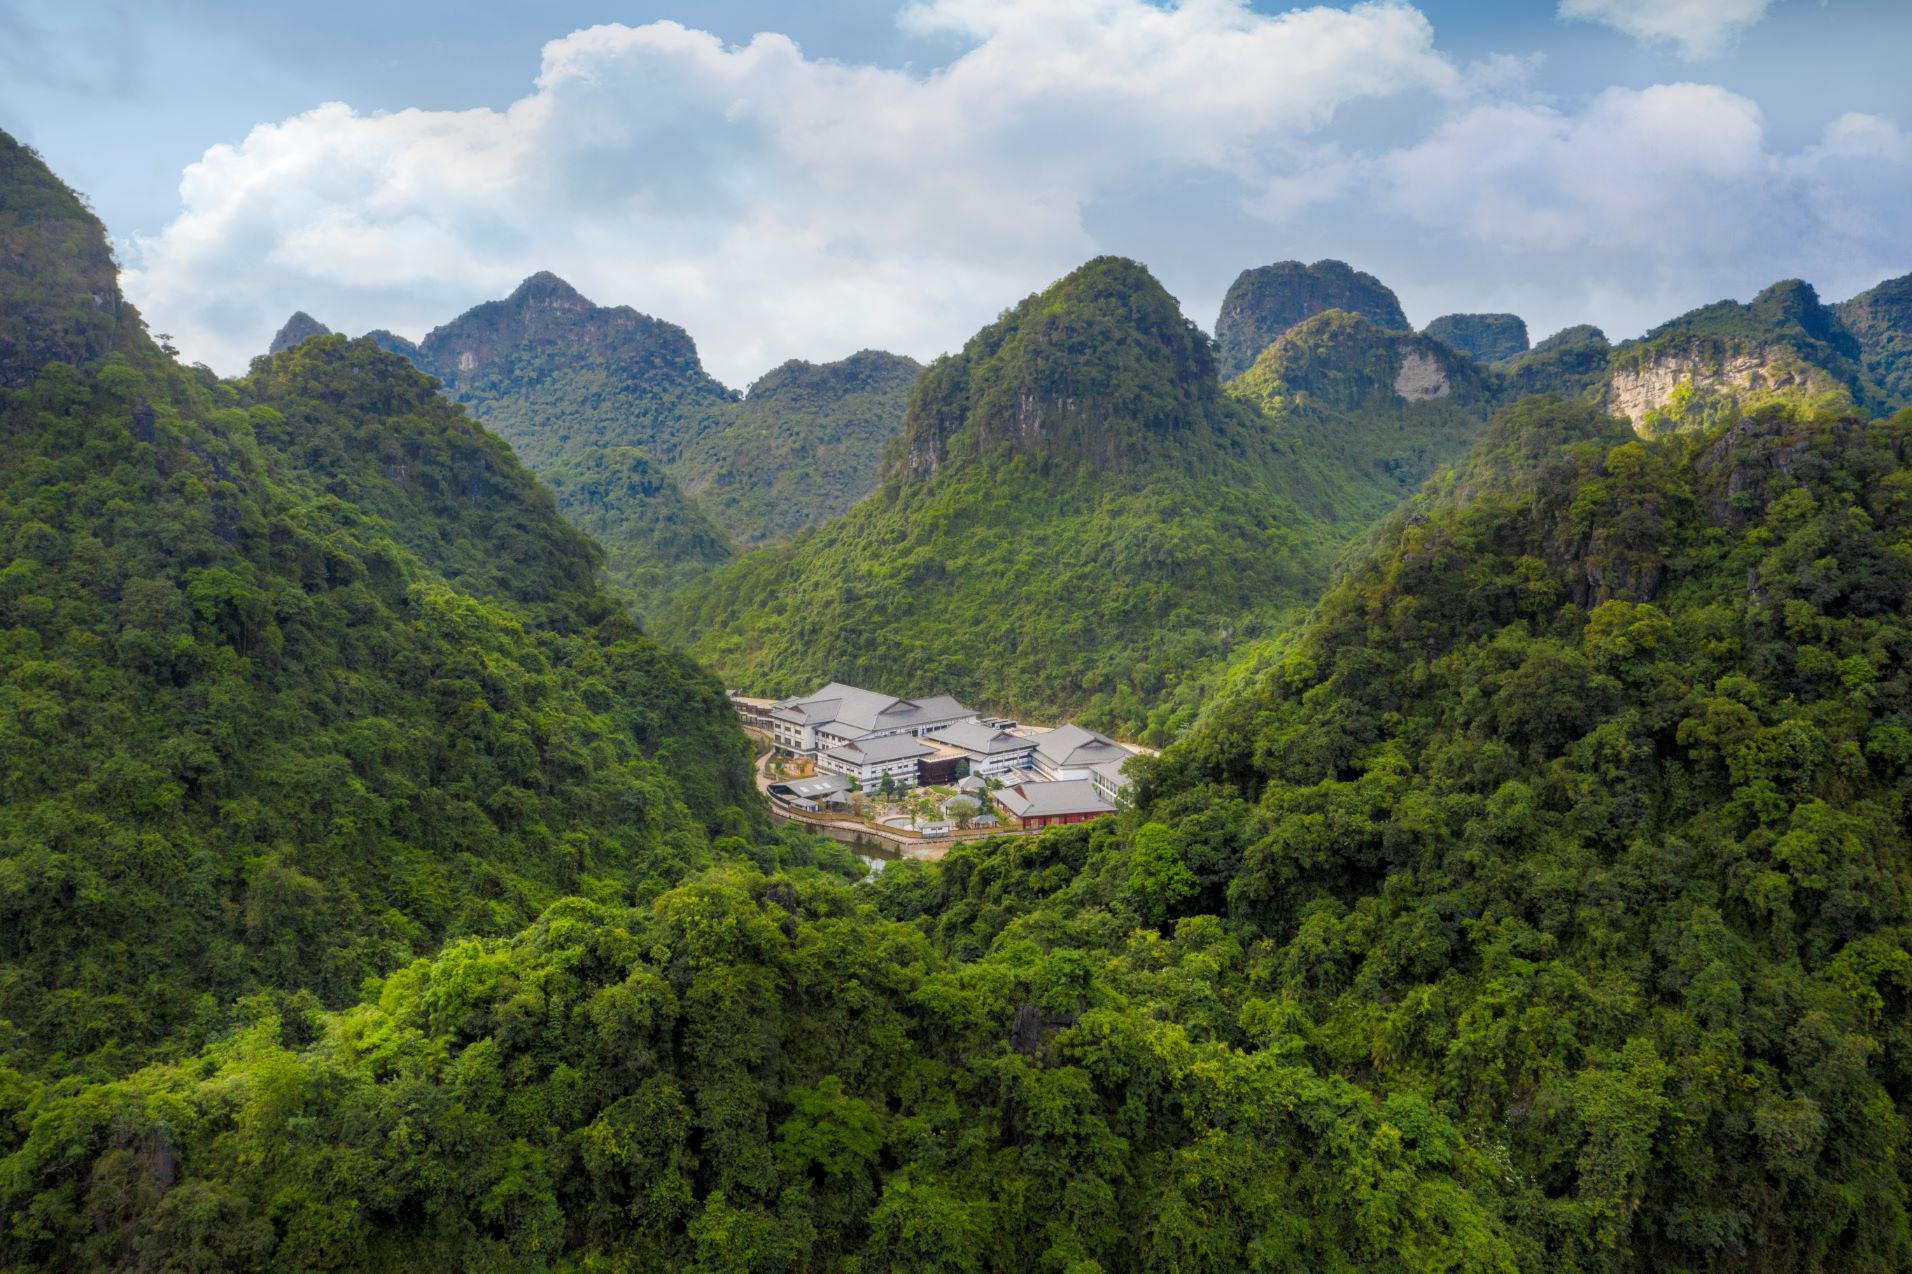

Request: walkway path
left=748, top=732, right=1022, bottom=861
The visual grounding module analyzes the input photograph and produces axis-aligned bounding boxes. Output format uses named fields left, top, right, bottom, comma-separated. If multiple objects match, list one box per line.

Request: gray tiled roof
left=997, top=779, right=1116, bottom=818
left=774, top=682, right=976, bottom=735
left=824, top=735, right=935, bottom=764
left=776, top=774, right=853, bottom=798
left=926, top=721, right=1038, bottom=756
left=1027, top=724, right=1132, bottom=770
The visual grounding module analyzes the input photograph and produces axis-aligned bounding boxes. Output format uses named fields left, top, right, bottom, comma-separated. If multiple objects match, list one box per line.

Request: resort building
left=923, top=721, right=1039, bottom=776
left=995, top=779, right=1117, bottom=830
left=749, top=681, right=1141, bottom=810
left=816, top=734, right=936, bottom=789
left=1023, top=725, right=1138, bottom=802
left=766, top=773, right=853, bottom=811
left=769, top=682, right=978, bottom=756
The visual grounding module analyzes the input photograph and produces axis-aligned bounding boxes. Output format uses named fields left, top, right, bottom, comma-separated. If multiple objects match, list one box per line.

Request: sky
left=4, top=0, right=1910, bottom=387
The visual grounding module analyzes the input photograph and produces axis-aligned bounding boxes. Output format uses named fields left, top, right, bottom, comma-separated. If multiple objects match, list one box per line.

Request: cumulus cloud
left=1558, top=0, right=1771, bottom=60
left=1347, top=85, right=1912, bottom=339
left=126, top=0, right=1462, bottom=380
left=123, top=0, right=1912, bottom=381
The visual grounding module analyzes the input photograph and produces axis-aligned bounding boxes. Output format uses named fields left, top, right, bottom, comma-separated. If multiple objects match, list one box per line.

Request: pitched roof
left=823, top=735, right=935, bottom=764
left=997, top=779, right=1117, bottom=819
left=1027, top=724, right=1133, bottom=770
left=775, top=774, right=852, bottom=799
left=926, top=721, right=1038, bottom=756
left=773, top=682, right=975, bottom=734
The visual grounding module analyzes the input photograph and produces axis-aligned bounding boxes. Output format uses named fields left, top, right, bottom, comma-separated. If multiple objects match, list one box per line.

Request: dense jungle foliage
left=693, top=350, right=923, bottom=548
left=9, top=130, right=1912, bottom=1272
left=542, top=447, right=735, bottom=619
left=0, top=135, right=770, bottom=1085
left=660, top=261, right=1497, bottom=745
left=1837, top=272, right=1912, bottom=406
left=11, top=389, right=1911, bottom=1271
left=1423, top=313, right=1531, bottom=365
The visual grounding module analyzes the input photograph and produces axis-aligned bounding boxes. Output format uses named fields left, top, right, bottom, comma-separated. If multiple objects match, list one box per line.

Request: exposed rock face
left=268, top=311, right=332, bottom=355
left=1215, top=259, right=1409, bottom=379
left=1392, top=349, right=1452, bottom=400
left=1235, top=309, right=1484, bottom=413
left=1607, top=348, right=1827, bottom=429
left=1423, top=312, right=1529, bottom=364
left=1601, top=280, right=1887, bottom=429
left=0, top=129, right=124, bottom=386
left=1835, top=272, right=1912, bottom=408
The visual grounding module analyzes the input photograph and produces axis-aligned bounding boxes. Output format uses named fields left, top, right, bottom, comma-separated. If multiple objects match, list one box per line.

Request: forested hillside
left=0, top=132, right=764, bottom=1083
left=1214, top=258, right=1410, bottom=378
left=12, top=387, right=1907, bottom=1270
left=1837, top=271, right=1912, bottom=406
left=1136, top=392, right=1912, bottom=1268
left=691, top=350, right=923, bottom=547
left=6, top=128, right=1911, bottom=1273
left=342, top=278, right=921, bottom=609
left=660, top=260, right=1501, bottom=743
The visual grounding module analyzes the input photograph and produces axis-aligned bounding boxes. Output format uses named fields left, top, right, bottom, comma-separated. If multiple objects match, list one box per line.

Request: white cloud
left=1351, top=84, right=1912, bottom=340
left=125, top=0, right=1462, bottom=380
left=1558, top=0, right=1772, bottom=60
left=121, top=1, right=1912, bottom=383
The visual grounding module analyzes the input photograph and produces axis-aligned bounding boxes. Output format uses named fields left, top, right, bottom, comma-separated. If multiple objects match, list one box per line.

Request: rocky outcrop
left=0, top=129, right=125, bottom=386
left=1393, top=349, right=1452, bottom=401
left=1605, top=279, right=1885, bottom=429
left=268, top=311, right=331, bottom=355
left=1423, top=312, right=1529, bottom=364
left=1606, top=347, right=1828, bottom=430
left=1215, top=259, right=1408, bottom=379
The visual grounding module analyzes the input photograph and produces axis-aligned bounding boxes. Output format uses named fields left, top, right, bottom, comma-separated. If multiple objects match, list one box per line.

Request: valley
left=5, top=111, right=1912, bottom=1271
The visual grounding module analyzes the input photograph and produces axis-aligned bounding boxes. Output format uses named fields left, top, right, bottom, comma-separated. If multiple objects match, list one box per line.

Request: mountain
left=692, top=349, right=922, bottom=547
left=400, top=280, right=921, bottom=540
left=362, top=326, right=420, bottom=360
left=363, top=277, right=921, bottom=606
left=1137, top=392, right=1912, bottom=1267
left=1214, top=258, right=1409, bottom=379
left=1227, top=309, right=1494, bottom=523
left=541, top=446, right=734, bottom=607
left=659, top=260, right=1496, bottom=744
left=1423, top=311, right=1529, bottom=364
left=0, top=133, right=765, bottom=1083
left=1499, top=323, right=1612, bottom=401
left=412, top=271, right=738, bottom=472
left=0, top=131, right=123, bottom=387
left=1835, top=271, right=1912, bottom=407
left=1605, top=280, right=1886, bottom=428
left=268, top=310, right=331, bottom=354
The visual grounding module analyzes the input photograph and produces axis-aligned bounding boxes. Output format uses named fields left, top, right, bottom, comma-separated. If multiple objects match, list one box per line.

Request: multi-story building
left=995, top=779, right=1117, bottom=829
left=1022, top=724, right=1137, bottom=802
left=922, top=721, right=1039, bottom=776
left=768, top=682, right=978, bottom=756
left=815, top=735, right=936, bottom=789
